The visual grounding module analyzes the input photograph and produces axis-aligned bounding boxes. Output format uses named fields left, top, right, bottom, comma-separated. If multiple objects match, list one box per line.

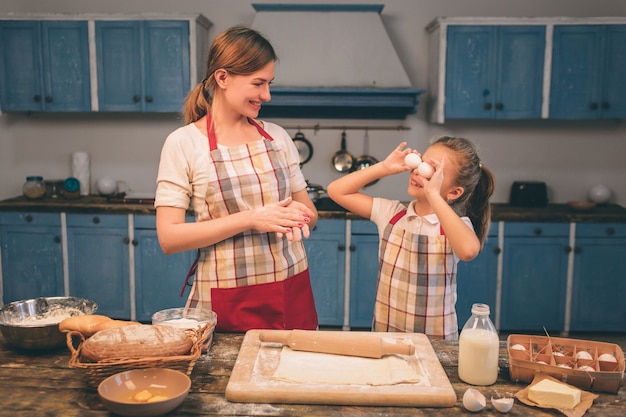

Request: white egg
left=599, top=353, right=618, bottom=363
left=553, top=352, right=565, bottom=357
left=576, top=351, right=593, bottom=360
left=578, top=365, right=595, bottom=372
left=463, top=388, right=486, bottom=412
left=417, top=162, right=434, bottom=178
left=404, top=153, right=422, bottom=169
left=491, top=397, right=514, bottom=413
left=510, top=344, right=527, bottom=351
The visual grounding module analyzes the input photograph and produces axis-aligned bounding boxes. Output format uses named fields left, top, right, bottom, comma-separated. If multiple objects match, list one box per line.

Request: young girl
left=155, top=27, right=318, bottom=332
left=327, top=137, right=495, bottom=339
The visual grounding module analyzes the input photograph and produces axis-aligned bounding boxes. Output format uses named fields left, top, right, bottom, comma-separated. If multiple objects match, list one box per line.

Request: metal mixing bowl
left=0, top=296, right=97, bottom=350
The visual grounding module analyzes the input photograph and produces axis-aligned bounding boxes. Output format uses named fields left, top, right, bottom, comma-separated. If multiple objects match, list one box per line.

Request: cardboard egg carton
left=507, top=334, right=625, bottom=393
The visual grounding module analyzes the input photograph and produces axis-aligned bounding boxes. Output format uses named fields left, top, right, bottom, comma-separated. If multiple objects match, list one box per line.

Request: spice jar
left=61, top=177, right=81, bottom=199
left=458, top=303, right=499, bottom=385
left=23, top=176, right=46, bottom=199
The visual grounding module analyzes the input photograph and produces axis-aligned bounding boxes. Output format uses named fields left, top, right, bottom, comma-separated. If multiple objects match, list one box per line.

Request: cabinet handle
left=601, top=101, right=610, bottom=110
left=33, top=95, right=41, bottom=102
left=123, top=237, right=130, bottom=245
left=25, top=214, right=33, bottom=223
left=589, top=102, right=599, bottom=110
left=133, top=95, right=141, bottom=103
left=145, top=96, right=153, bottom=103
left=606, top=227, right=615, bottom=236
left=92, top=216, right=100, bottom=224
left=45, top=96, right=53, bottom=103
left=574, top=246, right=582, bottom=254
left=495, top=102, right=504, bottom=111
left=132, top=239, right=138, bottom=246
left=338, top=244, right=345, bottom=251
left=54, top=236, right=61, bottom=244
left=533, top=227, right=542, bottom=235
left=349, top=244, right=356, bottom=252
left=564, top=246, right=572, bottom=253
left=483, top=102, right=492, bottom=110
left=493, top=247, right=501, bottom=255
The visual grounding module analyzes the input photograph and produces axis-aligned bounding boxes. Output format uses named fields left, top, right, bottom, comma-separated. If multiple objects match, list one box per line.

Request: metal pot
left=353, top=131, right=379, bottom=186
left=306, top=181, right=326, bottom=202
left=292, top=131, right=313, bottom=165
left=331, top=132, right=354, bottom=173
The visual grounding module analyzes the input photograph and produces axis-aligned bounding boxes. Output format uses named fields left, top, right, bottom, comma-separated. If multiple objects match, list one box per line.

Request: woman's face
left=407, top=144, right=464, bottom=201
left=220, top=61, right=275, bottom=119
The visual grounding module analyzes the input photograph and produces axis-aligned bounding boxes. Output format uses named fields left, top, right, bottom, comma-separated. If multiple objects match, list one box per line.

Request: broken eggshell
left=463, top=388, right=486, bottom=412
left=491, top=397, right=514, bottom=413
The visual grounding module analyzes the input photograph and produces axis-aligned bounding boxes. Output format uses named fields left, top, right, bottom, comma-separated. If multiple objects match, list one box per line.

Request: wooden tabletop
left=1, top=332, right=625, bottom=416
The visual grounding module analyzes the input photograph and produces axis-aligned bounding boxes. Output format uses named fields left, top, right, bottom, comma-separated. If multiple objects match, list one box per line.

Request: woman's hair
left=433, top=136, right=496, bottom=247
left=182, top=26, right=277, bottom=124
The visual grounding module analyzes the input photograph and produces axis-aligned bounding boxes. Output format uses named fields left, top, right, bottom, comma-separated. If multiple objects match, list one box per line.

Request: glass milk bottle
left=458, top=303, right=499, bottom=385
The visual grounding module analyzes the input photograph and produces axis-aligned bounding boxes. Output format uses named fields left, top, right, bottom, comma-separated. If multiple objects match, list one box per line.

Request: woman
left=155, top=26, right=319, bottom=332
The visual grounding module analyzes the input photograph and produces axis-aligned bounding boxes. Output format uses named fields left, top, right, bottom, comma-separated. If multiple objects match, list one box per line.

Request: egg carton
left=507, top=334, right=625, bottom=393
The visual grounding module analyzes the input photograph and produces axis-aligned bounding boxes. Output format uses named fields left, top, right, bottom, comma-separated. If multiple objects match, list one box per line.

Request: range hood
left=251, top=4, right=423, bottom=119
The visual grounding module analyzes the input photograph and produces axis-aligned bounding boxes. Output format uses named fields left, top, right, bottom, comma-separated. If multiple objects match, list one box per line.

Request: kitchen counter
left=0, top=331, right=624, bottom=416
left=1, top=195, right=626, bottom=223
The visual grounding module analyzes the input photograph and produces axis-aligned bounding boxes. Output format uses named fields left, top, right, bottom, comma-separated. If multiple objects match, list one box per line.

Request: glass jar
left=61, top=177, right=81, bottom=199
left=23, top=176, right=46, bottom=199
left=458, top=303, right=500, bottom=385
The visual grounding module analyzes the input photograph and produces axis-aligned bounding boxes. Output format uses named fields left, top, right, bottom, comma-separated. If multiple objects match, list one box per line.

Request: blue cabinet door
left=0, top=212, right=64, bottom=303
left=550, top=25, right=626, bottom=119
left=456, top=222, right=499, bottom=328
left=66, top=214, right=130, bottom=319
left=349, top=220, right=379, bottom=328
left=304, top=219, right=346, bottom=327
left=134, top=215, right=194, bottom=322
left=96, top=20, right=189, bottom=112
left=500, top=223, right=569, bottom=332
left=571, top=224, right=626, bottom=332
left=0, top=21, right=90, bottom=111
left=445, top=25, right=544, bottom=119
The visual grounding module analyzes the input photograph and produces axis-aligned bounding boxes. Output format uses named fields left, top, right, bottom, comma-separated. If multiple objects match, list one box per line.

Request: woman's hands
left=253, top=197, right=314, bottom=241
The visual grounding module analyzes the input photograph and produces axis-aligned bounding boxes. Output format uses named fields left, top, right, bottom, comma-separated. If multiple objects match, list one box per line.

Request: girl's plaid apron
left=373, top=209, right=459, bottom=339
left=184, top=115, right=318, bottom=332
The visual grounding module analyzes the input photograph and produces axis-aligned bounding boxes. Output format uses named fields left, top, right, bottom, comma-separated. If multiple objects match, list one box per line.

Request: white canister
left=71, top=151, right=90, bottom=196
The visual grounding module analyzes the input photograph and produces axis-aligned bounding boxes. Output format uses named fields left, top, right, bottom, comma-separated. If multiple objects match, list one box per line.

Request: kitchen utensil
left=259, top=329, right=415, bottom=358
left=353, top=130, right=379, bottom=186
left=292, top=131, right=313, bottom=165
left=509, top=181, right=548, bottom=207
left=152, top=307, right=217, bottom=352
left=98, top=368, right=191, bottom=417
left=226, top=330, right=456, bottom=407
left=331, top=131, right=354, bottom=173
left=0, top=296, right=97, bottom=350
left=306, top=181, right=326, bottom=202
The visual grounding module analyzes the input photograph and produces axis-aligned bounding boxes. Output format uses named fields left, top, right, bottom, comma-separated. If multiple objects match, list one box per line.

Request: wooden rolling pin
left=258, top=330, right=415, bottom=359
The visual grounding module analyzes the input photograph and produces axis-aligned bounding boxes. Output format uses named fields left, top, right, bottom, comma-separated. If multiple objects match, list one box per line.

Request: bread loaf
left=59, top=314, right=138, bottom=337
left=80, top=324, right=193, bottom=362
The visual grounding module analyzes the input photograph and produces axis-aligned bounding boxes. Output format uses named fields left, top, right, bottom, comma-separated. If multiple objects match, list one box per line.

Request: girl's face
left=408, top=143, right=464, bottom=201
left=219, top=61, right=274, bottom=118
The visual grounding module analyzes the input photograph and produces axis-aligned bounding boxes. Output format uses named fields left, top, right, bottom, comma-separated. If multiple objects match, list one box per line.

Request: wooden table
left=1, top=332, right=624, bottom=417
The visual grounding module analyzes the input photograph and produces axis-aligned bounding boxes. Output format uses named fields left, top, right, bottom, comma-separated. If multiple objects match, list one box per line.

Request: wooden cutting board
left=225, top=330, right=456, bottom=407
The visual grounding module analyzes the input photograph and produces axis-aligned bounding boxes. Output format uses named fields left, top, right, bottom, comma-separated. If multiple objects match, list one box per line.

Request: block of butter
left=528, top=378, right=582, bottom=409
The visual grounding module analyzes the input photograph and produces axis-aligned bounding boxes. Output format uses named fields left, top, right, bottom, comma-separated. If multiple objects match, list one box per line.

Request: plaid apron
left=184, top=115, right=318, bottom=332
left=373, top=209, right=458, bottom=339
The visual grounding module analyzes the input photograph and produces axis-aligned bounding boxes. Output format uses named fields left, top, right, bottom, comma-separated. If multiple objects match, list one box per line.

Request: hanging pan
left=292, top=131, right=313, bottom=165
left=354, top=130, right=379, bottom=187
left=331, top=131, right=354, bottom=173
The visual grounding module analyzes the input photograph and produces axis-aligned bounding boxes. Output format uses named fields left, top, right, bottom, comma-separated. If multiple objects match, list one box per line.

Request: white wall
left=1, top=0, right=625, bottom=205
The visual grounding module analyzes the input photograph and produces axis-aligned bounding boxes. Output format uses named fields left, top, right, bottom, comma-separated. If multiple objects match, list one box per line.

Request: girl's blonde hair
left=182, top=26, right=277, bottom=124
left=434, top=136, right=496, bottom=246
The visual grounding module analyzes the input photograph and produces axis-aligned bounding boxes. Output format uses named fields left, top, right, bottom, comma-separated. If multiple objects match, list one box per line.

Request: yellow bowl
left=98, top=368, right=191, bottom=417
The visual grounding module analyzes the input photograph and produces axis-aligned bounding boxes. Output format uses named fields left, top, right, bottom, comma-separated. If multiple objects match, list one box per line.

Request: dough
left=272, top=347, right=422, bottom=386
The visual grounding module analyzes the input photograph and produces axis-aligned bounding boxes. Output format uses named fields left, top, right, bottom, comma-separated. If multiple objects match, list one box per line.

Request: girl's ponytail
left=466, top=164, right=496, bottom=246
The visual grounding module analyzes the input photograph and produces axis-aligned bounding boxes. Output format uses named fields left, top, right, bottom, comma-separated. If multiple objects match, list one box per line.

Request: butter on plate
left=528, top=378, right=582, bottom=409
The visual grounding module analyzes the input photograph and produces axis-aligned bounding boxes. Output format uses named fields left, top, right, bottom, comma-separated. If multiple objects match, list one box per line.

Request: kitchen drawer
left=66, top=213, right=128, bottom=228
left=0, top=212, right=60, bottom=226
left=504, top=222, right=569, bottom=237
left=576, top=223, right=626, bottom=238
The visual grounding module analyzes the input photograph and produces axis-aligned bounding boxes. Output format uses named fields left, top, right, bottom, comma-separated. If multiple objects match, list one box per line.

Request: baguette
left=80, top=324, right=193, bottom=362
left=59, top=314, right=138, bottom=337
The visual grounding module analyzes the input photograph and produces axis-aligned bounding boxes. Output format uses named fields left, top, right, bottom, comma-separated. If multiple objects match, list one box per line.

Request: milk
left=458, top=327, right=500, bottom=385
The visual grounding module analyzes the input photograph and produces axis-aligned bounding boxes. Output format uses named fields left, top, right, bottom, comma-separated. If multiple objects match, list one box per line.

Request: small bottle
left=23, top=176, right=46, bottom=199
left=458, top=303, right=499, bottom=385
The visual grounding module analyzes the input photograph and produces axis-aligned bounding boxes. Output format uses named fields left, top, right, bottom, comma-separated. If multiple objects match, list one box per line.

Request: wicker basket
left=66, top=323, right=213, bottom=388
left=507, top=334, right=625, bottom=393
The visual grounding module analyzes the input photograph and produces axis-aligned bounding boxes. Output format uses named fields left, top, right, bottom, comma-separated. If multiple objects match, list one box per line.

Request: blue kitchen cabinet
left=304, top=219, right=346, bottom=327
left=133, top=215, right=194, bottom=322
left=444, top=25, right=545, bottom=119
left=96, top=20, right=190, bottom=112
left=0, top=212, right=64, bottom=304
left=456, top=222, right=499, bottom=328
left=550, top=25, right=626, bottom=119
left=349, top=220, right=379, bottom=329
left=570, top=223, right=626, bottom=332
left=500, top=222, right=570, bottom=332
left=0, top=20, right=90, bottom=111
left=65, top=214, right=130, bottom=319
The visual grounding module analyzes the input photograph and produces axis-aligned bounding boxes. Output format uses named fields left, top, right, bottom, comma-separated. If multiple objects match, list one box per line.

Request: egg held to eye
left=417, top=162, right=434, bottom=178
left=404, top=153, right=422, bottom=169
